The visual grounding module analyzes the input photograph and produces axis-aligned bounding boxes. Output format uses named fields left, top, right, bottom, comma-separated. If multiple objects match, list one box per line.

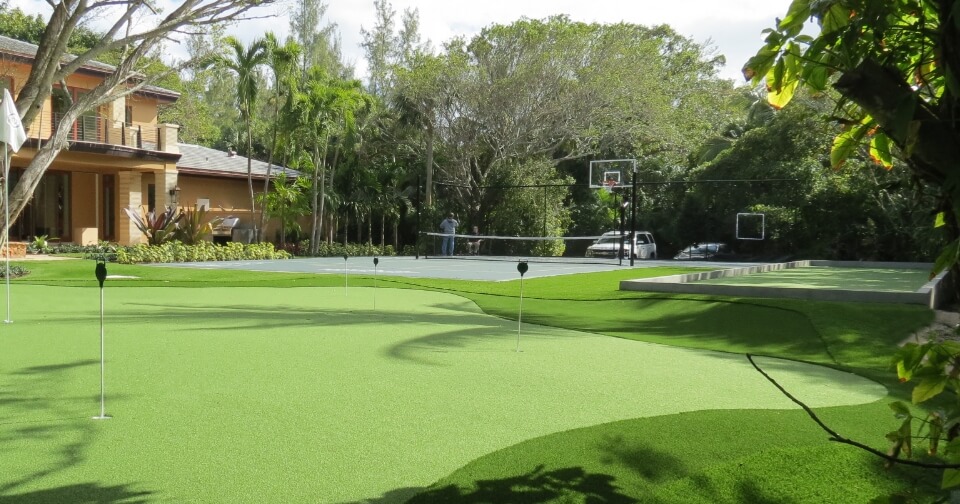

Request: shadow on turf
left=345, top=465, right=637, bottom=504
left=0, top=482, right=151, bottom=503
left=0, top=360, right=102, bottom=495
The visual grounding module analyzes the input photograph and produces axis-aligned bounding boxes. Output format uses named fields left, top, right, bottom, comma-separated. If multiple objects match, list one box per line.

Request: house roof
left=0, top=35, right=180, bottom=102
left=177, top=143, right=298, bottom=180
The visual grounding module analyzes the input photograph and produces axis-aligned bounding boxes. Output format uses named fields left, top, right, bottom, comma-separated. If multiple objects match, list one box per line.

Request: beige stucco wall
left=178, top=173, right=285, bottom=240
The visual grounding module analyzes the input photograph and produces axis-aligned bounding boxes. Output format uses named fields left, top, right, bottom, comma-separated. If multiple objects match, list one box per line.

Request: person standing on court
left=439, top=212, right=459, bottom=256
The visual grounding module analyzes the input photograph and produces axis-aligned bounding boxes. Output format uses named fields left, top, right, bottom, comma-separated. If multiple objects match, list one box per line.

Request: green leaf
left=869, top=133, right=894, bottom=169
left=889, top=401, right=911, bottom=418
left=804, top=64, right=829, bottom=91
left=779, top=0, right=812, bottom=34
left=898, top=418, right=912, bottom=457
left=943, top=468, right=960, bottom=489
left=896, top=360, right=913, bottom=382
left=767, top=79, right=798, bottom=110
left=932, top=239, right=960, bottom=278
left=830, top=123, right=869, bottom=168
left=913, top=376, right=949, bottom=404
left=935, top=212, right=947, bottom=228
left=821, top=3, right=851, bottom=34
left=742, top=47, right=779, bottom=83
left=943, top=437, right=960, bottom=456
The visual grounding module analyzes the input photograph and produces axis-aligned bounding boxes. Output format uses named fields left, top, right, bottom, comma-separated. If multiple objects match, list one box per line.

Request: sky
left=11, top=0, right=798, bottom=83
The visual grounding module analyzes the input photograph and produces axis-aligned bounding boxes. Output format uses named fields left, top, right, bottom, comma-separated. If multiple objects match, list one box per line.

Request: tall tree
left=403, top=17, right=731, bottom=227
left=288, top=0, right=350, bottom=79
left=160, top=24, right=236, bottom=147
left=2, top=0, right=271, bottom=239
left=744, top=0, right=958, bottom=269
left=360, top=0, right=396, bottom=98
left=258, top=32, right=301, bottom=237
left=290, top=70, right=371, bottom=254
left=220, top=35, right=268, bottom=239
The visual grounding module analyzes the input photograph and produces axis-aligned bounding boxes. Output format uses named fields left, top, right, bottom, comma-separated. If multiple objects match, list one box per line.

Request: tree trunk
left=259, top=96, right=280, bottom=242
left=309, top=144, right=320, bottom=255
left=425, top=122, right=434, bottom=206
left=393, top=219, right=399, bottom=250
left=380, top=213, right=385, bottom=253
left=244, top=103, right=257, bottom=242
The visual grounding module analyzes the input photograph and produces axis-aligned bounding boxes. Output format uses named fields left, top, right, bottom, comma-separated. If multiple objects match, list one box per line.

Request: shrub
left=176, top=206, right=222, bottom=245
left=115, top=241, right=292, bottom=264
left=122, top=206, right=180, bottom=245
left=27, top=235, right=52, bottom=254
left=0, top=265, right=29, bottom=278
left=294, top=240, right=397, bottom=258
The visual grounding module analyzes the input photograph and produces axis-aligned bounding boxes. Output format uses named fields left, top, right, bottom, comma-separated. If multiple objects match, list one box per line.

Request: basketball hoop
left=603, top=179, right=617, bottom=194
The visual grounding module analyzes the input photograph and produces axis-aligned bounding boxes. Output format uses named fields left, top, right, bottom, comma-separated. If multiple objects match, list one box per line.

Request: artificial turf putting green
left=1, top=283, right=885, bottom=503
left=409, top=404, right=940, bottom=503
left=698, top=266, right=930, bottom=292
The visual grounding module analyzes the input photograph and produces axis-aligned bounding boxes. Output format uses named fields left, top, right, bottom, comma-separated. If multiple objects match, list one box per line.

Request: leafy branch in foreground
left=746, top=354, right=960, bottom=472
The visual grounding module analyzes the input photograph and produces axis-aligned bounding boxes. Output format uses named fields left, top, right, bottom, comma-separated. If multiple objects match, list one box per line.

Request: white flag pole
left=93, top=259, right=109, bottom=420
left=516, top=261, right=528, bottom=352
left=0, top=88, right=27, bottom=325
left=4, top=142, right=10, bottom=324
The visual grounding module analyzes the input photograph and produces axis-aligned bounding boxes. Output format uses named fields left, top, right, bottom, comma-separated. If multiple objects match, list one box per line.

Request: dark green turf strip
left=408, top=403, right=941, bottom=503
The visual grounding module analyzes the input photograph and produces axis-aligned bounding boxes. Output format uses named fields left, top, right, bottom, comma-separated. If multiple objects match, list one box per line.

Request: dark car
left=673, top=242, right=731, bottom=260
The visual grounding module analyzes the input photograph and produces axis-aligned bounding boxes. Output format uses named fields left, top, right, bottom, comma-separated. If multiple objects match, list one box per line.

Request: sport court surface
left=0, top=283, right=883, bottom=503
left=157, top=256, right=746, bottom=281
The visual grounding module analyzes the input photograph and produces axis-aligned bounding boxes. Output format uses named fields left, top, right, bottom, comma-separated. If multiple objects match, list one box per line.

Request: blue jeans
left=442, top=235, right=455, bottom=256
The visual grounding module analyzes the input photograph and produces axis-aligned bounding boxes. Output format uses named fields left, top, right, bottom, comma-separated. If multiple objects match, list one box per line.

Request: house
left=0, top=34, right=291, bottom=246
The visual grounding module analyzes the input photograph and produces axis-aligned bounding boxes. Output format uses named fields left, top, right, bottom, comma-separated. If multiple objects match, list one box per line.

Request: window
left=125, top=105, right=133, bottom=125
left=53, top=85, right=101, bottom=142
left=147, top=184, right=156, bottom=212
left=10, top=170, right=71, bottom=241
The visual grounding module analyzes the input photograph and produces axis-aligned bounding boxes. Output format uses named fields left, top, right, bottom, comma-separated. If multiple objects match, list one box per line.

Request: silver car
left=585, top=231, right=657, bottom=259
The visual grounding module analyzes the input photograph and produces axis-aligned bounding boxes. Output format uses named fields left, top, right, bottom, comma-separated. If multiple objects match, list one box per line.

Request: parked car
left=673, top=242, right=731, bottom=260
left=585, top=231, right=657, bottom=259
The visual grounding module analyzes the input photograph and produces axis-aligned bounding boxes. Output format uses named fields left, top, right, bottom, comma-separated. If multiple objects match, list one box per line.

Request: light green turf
left=1, top=284, right=884, bottom=503
left=699, top=266, right=930, bottom=292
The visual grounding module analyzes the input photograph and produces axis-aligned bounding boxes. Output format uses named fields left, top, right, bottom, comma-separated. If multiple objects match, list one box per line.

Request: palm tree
left=221, top=35, right=269, bottom=240
left=290, top=70, right=372, bottom=255
left=259, top=33, right=302, bottom=238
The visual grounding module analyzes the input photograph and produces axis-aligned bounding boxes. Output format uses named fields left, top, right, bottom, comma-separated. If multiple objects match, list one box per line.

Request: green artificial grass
left=699, top=266, right=931, bottom=292
left=0, top=260, right=941, bottom=503
left=408, top=403, right=940, bottom=503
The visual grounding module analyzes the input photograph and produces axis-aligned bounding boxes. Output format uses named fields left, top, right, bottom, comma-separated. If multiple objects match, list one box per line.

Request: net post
left=618, top=190, right=625, bottom=266
left=630, top=166, right=637, bottom=266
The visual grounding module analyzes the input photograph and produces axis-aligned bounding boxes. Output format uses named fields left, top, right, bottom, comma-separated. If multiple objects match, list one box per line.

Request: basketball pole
left=630, top=166, right=637, bottom=266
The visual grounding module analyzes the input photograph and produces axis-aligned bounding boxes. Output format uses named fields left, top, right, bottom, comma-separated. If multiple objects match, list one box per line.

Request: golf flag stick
left=373, top=257, right=379, bottom=310
left=516, top=261, right=528, bottom=352
left=343, top=254, right=348, bottom=295
left=93, top=258, right=109, bottom=420
left=0, top=88, right=26, bottom=325
left=3, top=146, right=9, bottom=324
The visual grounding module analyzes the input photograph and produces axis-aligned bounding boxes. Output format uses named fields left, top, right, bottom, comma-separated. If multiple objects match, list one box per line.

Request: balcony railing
left=52, top=113, right=159, bottom=151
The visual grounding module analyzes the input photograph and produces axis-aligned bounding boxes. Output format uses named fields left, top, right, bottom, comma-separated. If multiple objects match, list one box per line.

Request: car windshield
left=595, top=237, right=621, bottom=245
